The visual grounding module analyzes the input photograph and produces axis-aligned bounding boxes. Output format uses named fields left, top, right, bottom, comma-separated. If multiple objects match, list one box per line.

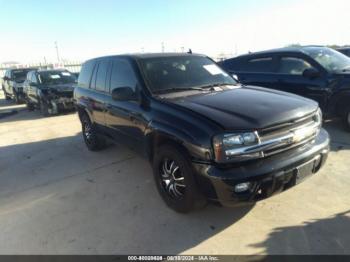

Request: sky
left=1, top=0, right=350, bottom=64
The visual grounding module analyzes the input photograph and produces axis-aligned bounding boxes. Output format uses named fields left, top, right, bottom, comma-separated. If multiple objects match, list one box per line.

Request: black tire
left=152, top=144, right=207, bottom=213
left=26, top=100, right=35, bottom=111
left=343, top=107, right=350, bottom=132
left=13, top=90, right=21, bottom=104
left=40, top=99, right=50, bottom=117
left=81, top=113, right=107, bottom=151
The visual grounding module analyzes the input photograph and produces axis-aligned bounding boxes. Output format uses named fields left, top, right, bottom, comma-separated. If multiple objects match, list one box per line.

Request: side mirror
left=3, top=76, right=9, bottom=81
left=302, top=68, right=320, bottom=79
left=111, top=87, right=135, bottom=101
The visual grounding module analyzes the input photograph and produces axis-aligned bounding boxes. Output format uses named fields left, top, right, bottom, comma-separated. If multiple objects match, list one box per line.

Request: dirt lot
left=0, top=92, right=349, bottom=255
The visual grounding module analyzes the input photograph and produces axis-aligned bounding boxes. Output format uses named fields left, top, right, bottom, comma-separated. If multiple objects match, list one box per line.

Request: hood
left=166, top=86, right=318, bottom=130
left=46, top=83, right=74, bottom=92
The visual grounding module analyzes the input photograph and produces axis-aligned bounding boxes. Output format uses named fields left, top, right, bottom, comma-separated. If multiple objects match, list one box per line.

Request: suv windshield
left=12, top=69, right=31, bottom=82
left=304, top=47, right=350, bottom=73
left=38, top=71, right=76, bottom=85
left=139, top=55, right=237, bottom=93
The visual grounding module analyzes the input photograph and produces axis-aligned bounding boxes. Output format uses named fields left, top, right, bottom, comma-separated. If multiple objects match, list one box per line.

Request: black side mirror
left=111, top=87, right=135, bottom=101
left=302, top=68, right=320, bottom=79
left=3, top=76, right=9, bottom=81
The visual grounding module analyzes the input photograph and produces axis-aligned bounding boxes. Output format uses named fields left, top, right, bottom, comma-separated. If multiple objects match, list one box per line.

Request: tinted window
left=95, top=60, right=110, bottom=92
left=245, top=57, right=274, bottom=73
left=38, top=71, right=75, bottom=85
left=278, top=57, right=313, bottom=75
left=78, top=60, right=95, bottom=88
left=110, top=59, right=138, bottom=92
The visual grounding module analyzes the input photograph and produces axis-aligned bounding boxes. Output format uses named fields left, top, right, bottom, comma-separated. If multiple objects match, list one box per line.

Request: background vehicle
left=336, top=47, right=350, bottom=57
left=74, top=53, right=329, bottom=213
left=23, top=69, right=77, bottom=116
left=219, top=46, right=350, bottom=131
left=2, top=68, right=37, bottom=103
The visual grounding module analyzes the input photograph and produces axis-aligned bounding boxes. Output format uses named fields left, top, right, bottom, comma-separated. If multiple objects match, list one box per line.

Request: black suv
left=74, top=53, right=329, bottom=213
left=23, top=69, right=77, bottom=116
left=2, top=68, right=37, bottom=103
left=219, top=46, right=350, bottom=130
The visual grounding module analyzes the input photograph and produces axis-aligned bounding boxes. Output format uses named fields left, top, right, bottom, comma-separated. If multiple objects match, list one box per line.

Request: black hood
left=166, top=86, right=318, bottom=130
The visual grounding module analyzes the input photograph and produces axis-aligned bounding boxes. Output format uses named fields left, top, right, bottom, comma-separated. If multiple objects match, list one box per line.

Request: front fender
left=145, top=120, right=213, bottom=162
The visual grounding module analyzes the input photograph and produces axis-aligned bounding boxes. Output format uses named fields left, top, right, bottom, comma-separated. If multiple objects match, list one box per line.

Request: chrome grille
left=259, top=111, right=321, bottom=157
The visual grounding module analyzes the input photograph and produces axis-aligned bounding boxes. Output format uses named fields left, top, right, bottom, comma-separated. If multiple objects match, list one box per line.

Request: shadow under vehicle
left=23, top=69, right=77, bottom=116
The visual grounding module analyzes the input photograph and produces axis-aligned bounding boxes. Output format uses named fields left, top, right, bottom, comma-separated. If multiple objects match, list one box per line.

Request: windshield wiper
left=194, top=83, right=237, bottom=90
left=342, top=66, right=350, bottom=72
left=153, top=87, right=207, bottom=94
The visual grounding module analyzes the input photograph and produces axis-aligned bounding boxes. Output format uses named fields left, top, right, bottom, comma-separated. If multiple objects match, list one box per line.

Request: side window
left=110, top=59, right=138, bottom=92
left=278, top=57, right=313, bottom=75
left=95, top=60, right=110, bottom=92
left=245, top=57, right=274, bottom=73
left=78, top=60, right=96, bottom=88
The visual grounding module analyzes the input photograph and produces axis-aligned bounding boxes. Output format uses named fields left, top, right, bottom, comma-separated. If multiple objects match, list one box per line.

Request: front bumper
left=192, top=128, right=330, bottom=207
left=47, top=97, right=75, bottom=113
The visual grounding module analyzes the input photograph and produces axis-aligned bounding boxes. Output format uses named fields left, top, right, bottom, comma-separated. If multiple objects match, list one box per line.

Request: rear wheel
left=152, top=144, right=207, bottom=213
left=81, top=113, right=106, bottom=151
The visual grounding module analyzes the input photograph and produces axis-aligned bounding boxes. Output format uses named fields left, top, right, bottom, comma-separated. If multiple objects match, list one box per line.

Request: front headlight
left=213, top=131, right=262, bottom=163
left=314, top=108, right=322, bottom=127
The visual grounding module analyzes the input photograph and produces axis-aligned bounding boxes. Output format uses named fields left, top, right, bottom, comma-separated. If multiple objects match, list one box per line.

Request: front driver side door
left=105, top=58, right=149, bottom=155
left=275, top=55, right=329, bottom=110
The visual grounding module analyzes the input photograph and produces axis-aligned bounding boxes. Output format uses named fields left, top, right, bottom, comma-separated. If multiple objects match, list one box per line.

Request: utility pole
left=55, top=41, right=60, bottom=62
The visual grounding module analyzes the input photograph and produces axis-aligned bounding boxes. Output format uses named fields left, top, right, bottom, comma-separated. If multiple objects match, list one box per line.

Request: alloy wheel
left=160, top=158, right=186, bottom=199
left=83, top=120, right=93, bottom=143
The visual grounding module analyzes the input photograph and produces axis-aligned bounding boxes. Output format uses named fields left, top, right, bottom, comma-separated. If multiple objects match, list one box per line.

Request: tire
left=343, top=107, right=350, bottom=132
left=81, top=113, right=106, bottom=151
left=26, top=99, right=35, bottom=111
left=13, top=90, right=21, bottom=104
left=40, top=99, right=50, bottom=117
left=152, top=144, right=207, bottom=213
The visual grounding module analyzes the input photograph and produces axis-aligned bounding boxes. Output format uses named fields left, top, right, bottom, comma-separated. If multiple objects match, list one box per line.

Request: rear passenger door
left=88, top=59, right=111, bottom=126
left=233, top=56, right=279, bottom=89
left=275, top=55, right=329, bottom=109
left=105, top=58, right=148, bottom=154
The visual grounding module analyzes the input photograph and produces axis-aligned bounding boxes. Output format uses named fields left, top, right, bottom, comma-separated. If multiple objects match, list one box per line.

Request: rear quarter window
left=78, top=60, right=96, bottom=88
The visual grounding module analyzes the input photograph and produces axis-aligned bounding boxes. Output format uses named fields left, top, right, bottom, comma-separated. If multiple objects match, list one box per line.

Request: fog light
left=234, top=182, right=251, bottom=193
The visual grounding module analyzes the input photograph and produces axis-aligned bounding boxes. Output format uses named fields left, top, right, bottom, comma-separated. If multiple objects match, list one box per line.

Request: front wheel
left=40, top=99, right=50, bottom=117
left=152, top=144, right=207, bottom=213
left=26, top=99, right=35, bottom=111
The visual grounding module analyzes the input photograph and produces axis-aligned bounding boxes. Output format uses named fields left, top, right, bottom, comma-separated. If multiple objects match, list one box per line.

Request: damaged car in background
left=2, top=68, right=37, bottom=103
left=23, top=69, right=77, bottom=116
